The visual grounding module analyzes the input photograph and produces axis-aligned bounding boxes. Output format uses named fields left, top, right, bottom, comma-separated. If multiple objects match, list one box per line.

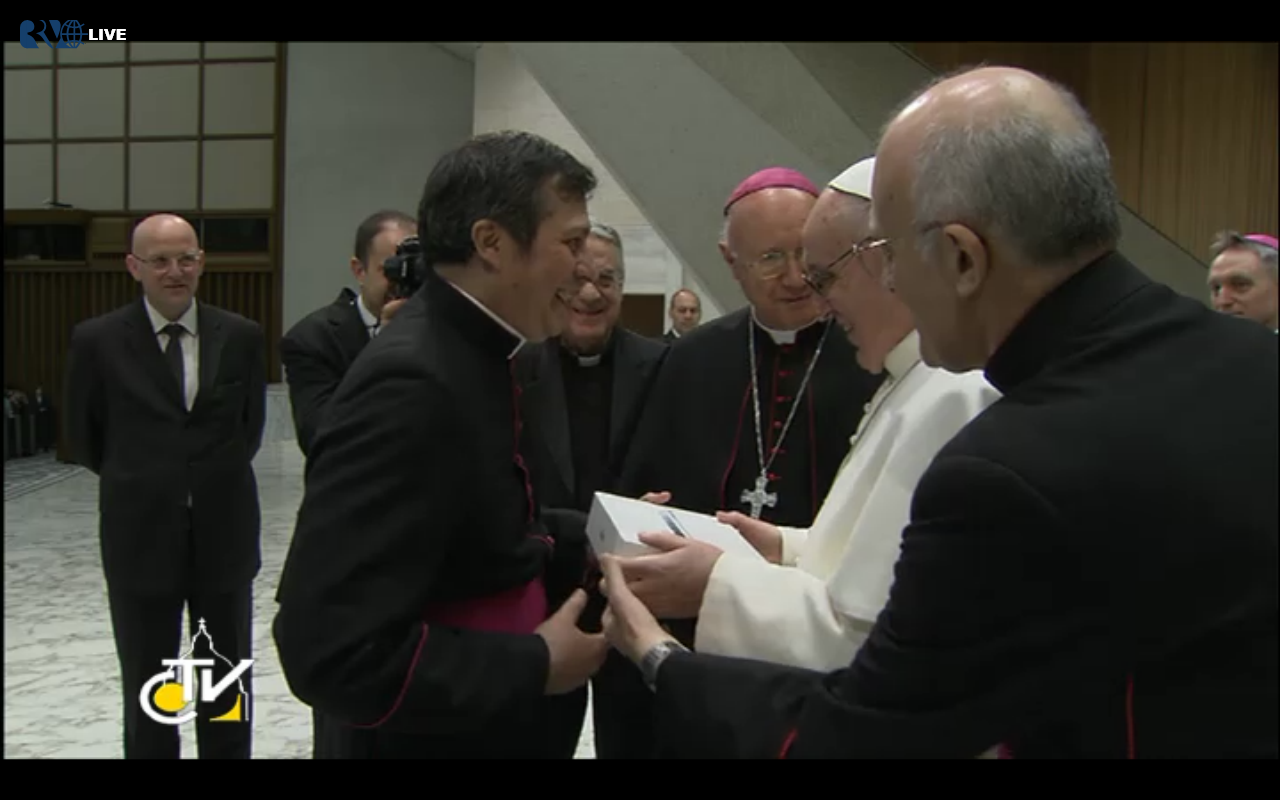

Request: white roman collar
left=848, top=329, right=924, bottom=447
left=750, top=307, right=821, bottom=345
left=883, top=329, right=923, bottom=381
left=448, top=282, right=527, bottom=359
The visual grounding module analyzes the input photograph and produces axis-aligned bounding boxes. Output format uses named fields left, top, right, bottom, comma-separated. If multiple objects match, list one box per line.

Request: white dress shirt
left=145, top=296, right=199, bottom=412
left=356, top=291, right=380, bottom=339
left=695, top=329, right=1002, bottom=671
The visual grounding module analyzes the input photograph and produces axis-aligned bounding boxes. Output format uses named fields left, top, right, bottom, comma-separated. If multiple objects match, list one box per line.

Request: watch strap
left=640, top=640, right=688, bottom=691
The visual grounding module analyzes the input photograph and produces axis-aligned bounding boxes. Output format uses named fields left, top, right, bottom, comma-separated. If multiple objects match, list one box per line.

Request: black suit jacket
left=514, top=328, right=668, bottom=512
left=64, top=297, right=267, bottom=596
left=650, top=252, right=1279, bottom=759
left=280, top=287, right=370, bottom=457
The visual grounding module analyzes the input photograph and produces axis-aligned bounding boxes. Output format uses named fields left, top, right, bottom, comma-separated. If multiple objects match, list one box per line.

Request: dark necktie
left=163, top=323, right=186, bottom=400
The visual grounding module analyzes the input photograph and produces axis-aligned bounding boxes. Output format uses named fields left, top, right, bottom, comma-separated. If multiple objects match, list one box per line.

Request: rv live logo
left=19, top=20, right=126, bottom=48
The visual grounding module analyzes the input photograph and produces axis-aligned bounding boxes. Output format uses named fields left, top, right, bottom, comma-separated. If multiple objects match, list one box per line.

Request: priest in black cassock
left=592, top=168, right=882, bottom=759
left=273, top=131, right=611, bottom=758
left=597, top=66, right=1278, bottom=759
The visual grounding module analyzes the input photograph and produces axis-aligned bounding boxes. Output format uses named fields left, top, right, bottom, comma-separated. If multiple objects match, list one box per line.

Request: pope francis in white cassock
left=694, top=157, right=1002, bottom=671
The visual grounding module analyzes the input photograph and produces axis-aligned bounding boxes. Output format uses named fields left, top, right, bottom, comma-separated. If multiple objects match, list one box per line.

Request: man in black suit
left=280, top=210, right=416, bottom=458
left=662, top=288, right=701, bottom=342
left=513, top=217, right=668, bottom=756
left=598, top=66, right=1278, bottom=759
left=64, top=213, right=267, bottom=759
left=273, top=131, right=610, bottom=758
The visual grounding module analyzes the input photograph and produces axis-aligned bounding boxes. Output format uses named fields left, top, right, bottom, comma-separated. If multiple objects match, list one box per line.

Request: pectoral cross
left=740, top=475, right=777, bottom=519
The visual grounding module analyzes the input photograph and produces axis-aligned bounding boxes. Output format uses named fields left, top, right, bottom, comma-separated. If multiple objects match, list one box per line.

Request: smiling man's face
left=560, top=234, right=623, bottom=354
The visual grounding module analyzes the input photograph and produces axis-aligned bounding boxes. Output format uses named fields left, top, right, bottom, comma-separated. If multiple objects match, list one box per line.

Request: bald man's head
left=877, top=65, right=1121, bottom=269
left=131, top=213, right=199, bottom=252
left=869, top=66, right=1122, bottom=372
left=126, top=213, right=204, bottom=322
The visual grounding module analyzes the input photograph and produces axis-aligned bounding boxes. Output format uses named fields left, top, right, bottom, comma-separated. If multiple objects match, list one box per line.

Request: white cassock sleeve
left=696, top=552, right=867, bottom=670
left=694, top=370, right=1001, bottom=673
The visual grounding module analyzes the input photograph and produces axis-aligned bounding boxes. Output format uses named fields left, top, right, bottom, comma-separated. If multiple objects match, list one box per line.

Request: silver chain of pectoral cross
left=742, top=318, right=831, bottom=518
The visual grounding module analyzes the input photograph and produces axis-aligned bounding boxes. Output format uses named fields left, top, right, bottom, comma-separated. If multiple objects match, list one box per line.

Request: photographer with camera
left=280, top=211, right=416, bottom=460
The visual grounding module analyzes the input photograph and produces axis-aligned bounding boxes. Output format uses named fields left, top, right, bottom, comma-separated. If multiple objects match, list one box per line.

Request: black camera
left=382, top=235, right=424, bottom=300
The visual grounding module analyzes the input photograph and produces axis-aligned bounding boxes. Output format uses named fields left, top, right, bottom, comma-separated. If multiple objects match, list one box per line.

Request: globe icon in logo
left=59, top=20, right=84, bottom=48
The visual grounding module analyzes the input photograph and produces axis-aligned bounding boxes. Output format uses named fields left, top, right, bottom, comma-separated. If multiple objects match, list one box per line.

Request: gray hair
left=588, top=217, right=625, bottom=282
left=1210, top=230, right=1278, bottom=280
left=900, top=69, right=1122, bottom=267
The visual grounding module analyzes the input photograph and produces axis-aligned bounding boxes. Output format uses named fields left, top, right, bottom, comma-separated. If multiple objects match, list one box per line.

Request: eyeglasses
left=802, top=238, right=891, bottom=296
left=133, top=252, right=201, bottom=271
left=742, top=247, right=806, bottom=281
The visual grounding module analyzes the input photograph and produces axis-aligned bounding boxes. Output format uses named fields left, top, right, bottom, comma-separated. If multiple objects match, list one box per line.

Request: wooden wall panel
left=619, top=293, right=666, bottom=339
left=1086, top=43, right=1149, bottom=210
left=903, top=42, right=1279, bottom=264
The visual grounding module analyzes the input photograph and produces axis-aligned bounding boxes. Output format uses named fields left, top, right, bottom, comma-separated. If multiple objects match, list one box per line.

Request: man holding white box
left=611, top=157, right=998, bottom=672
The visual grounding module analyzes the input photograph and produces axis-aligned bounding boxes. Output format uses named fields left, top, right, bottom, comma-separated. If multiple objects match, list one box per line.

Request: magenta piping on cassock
left=353, top=576, right=549, bottom=729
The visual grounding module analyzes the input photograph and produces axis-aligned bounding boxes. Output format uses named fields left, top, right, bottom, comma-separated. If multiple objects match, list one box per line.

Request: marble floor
left=4, top=415, right=597, bottom=758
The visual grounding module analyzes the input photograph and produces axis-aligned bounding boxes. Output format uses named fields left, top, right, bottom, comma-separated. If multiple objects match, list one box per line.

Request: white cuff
left=780, top=526, right=808, bottom=566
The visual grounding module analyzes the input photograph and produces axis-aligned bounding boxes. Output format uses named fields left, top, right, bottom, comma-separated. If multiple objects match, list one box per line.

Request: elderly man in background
left=663, top=288, right=702, bottom=342
left=616, top=156, right=1000, bottom=673
left=1207, top=231, right=1278, bottom=332
left=513, top=217, right=667, bottom=756
left=600, top=66, right=1278, bottom=759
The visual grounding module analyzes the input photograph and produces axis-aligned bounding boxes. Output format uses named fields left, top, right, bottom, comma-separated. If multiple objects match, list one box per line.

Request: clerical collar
left=355, top=291, right=379, bottom=336
left=560, top=332, right=614, bottom=367
left=447, top=282, right=527, bottom=359
left=750, top=307, right=820, bottom=345
left=884, top=329, right=923, bottom=381
left=985, top=251, right=1146, bottom=393
left=145, top=295, right=198, bottom=338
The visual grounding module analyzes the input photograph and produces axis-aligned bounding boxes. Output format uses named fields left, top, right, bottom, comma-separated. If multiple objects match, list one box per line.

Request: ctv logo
left=18, top=20, right=127, bottom=49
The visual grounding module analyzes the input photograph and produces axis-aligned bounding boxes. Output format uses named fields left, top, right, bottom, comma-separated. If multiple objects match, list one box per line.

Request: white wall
left=471, top=43, right=724, bottom=326
left=281, top=43, right=474, bottom=334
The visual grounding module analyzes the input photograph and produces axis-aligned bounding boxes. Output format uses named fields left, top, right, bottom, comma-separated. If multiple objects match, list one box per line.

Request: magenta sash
left=422, top=576, right=548, bottom=635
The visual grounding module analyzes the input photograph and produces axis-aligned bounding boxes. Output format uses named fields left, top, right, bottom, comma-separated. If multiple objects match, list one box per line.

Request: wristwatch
left=639, top=639, right=688, bottom=692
